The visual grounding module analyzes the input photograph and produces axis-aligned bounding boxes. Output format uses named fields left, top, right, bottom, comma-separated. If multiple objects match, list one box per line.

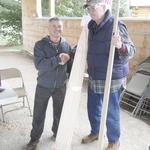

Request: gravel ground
left=0, top=50, right=150, bottom=150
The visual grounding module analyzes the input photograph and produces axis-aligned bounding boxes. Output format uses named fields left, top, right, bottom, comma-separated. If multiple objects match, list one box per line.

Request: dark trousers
left=30, top=84, right=66, bottom=141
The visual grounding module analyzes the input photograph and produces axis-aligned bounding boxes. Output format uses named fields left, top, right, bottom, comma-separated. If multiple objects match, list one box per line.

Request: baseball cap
left=83, top=0, right=112, bottom=9
left=83, top=0, right=104, bottom=9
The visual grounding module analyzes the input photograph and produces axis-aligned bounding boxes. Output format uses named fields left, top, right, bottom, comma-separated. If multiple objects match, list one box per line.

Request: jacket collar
left=42, top=36, right=66, bottom=44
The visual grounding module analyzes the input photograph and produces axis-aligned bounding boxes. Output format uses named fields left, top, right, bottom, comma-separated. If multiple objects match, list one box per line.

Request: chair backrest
left=137, top=56, right=150, bottom=76
left=126, top=73, right=150, bottom=97
left=0, top=68, right=24, bottom=89
left=0, top=68, right=22, bottom=80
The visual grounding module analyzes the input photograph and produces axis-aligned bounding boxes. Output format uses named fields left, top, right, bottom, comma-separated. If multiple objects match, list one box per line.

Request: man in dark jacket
left=26, top=17, right=71, bottom=150
left=81, top=0, right=136, bottom=150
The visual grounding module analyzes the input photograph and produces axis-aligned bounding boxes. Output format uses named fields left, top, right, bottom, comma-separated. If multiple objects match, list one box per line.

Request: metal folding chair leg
left=23, top=97, right=25, bottom=107
left=132, top=81, right=150, bottom=117
left=132, top=95, right=145, bottom=116
left=25, top=96, right=32, bottom=116
left=0, top=106, right=5, bottom=122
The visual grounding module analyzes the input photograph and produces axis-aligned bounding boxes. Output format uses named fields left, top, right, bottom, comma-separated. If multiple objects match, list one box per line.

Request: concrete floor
left=0, top=50, right=150, bottom=150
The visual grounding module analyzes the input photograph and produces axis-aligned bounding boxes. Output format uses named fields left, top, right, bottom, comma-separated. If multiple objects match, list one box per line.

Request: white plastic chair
left=0, top=68, right=32, bottom=122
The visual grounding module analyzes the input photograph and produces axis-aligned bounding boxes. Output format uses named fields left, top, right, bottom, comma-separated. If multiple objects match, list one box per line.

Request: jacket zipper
left=54, top=48, right=59, bottom=88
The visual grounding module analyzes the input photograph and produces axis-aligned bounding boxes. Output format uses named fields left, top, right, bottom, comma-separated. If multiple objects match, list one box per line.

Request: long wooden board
left=98, top=0, right=121, bottom=149
left=53, top=26, right=88, bottom=150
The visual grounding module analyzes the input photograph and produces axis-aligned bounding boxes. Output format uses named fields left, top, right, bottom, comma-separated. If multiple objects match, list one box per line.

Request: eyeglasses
left=86, top=6, right=96, bottom=12
left=86, top=3, right=103, bottom=13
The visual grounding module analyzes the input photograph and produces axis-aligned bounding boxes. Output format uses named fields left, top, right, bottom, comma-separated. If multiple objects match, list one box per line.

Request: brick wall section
left=131, top=7, right=150, bottom=17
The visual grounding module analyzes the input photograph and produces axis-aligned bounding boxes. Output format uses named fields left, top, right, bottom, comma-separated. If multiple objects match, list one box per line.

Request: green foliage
left=56, top=0, right=85, bottom=17
left=42, top=0, right=129, bottom=17
left=42, top=0, right=85, bottom=17
left=0, top=0, right=22, bottom=45
left=42, top=0, right=50, bottom=16
left=112, top=0, right=130, bottom=17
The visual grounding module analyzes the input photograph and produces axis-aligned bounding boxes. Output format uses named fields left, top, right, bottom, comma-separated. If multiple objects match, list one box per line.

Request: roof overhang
left=130, top=0, right=150, bottom=7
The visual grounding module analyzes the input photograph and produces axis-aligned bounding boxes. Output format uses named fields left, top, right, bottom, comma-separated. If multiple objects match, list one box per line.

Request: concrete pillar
left=21, top=0, right=37, bottom=18
left=36, top=0, right=42, bottom=17
left=49, top=0, right=55, bottom=17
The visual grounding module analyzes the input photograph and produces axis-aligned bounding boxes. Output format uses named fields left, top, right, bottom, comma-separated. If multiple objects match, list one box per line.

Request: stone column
left=21, top=0, right=37, bottom=53
left=21, top=0, right=37, bottom=18
left=49, top=0, right=55, bottom=17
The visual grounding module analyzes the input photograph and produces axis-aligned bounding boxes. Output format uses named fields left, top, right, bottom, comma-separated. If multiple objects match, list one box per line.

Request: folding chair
left=121, top=56, right=150, bottom=115
left=120, top=73, right=150, bottom=115
left=133, top=79, right=150, bottom=117
left=0, top=68, right=32, bottom=122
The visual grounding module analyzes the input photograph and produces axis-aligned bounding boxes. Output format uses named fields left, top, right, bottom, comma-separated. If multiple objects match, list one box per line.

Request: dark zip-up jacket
left=34, top=36, right=71, bottom=88
left=87, top=10, right=135, bottom=80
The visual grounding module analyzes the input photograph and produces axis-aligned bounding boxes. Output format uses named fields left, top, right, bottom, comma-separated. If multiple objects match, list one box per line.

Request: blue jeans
left=87, top=87, right=121, bottom=143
